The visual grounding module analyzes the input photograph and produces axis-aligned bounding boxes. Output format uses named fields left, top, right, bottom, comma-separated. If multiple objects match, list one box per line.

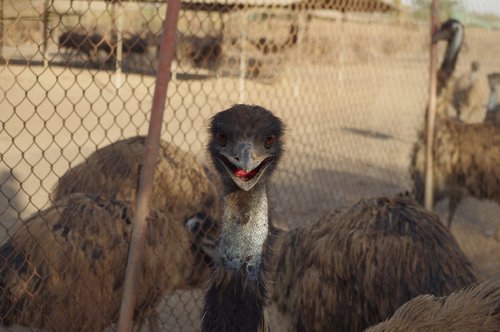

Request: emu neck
left=219, top=183, right=268, bottom=278
left=201, top=182, right=270, bottom=332
left=438, top=28, right=463, bottom=94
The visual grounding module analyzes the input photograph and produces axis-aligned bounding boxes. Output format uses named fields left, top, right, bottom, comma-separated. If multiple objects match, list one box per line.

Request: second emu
left=410, top=18, right=500, bottom=227
left=0, top=136, right=221, bottom=331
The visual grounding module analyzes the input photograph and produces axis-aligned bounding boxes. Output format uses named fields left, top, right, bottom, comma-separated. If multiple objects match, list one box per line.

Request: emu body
left=451, top=61, right=486, bottom=123
left=269, top=194, right=478, bottom=332
left=364, top=280, right=500, bottom=332
left=0, top=136, right=220, bottom=330
left=52, top=136, right=220, bottom=218
left=0, top=194, right=217, bottom=331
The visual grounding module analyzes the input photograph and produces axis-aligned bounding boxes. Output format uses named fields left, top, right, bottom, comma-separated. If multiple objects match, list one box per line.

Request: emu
left=0, top=136, right=221, bottom=331
left=201, top=105, right=284, bottom=331
left=0, top=194, right=218, bottom=331
left=410, top=19, right=500, bottom=227
left=199, top=105, right=477, bottom=332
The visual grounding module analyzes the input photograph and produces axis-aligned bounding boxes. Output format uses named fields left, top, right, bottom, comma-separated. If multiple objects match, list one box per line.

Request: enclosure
left=0, top=0, right=499, bottom=330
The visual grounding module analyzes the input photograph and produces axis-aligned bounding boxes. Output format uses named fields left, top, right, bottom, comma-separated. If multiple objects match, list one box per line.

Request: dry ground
left=1, top=19, right=499, bottom=332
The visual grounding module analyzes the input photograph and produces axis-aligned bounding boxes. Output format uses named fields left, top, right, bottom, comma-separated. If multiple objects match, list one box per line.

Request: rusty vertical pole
left=424, top=0, right=440, bottom=211
left=116, top=0, right=181, bottom=331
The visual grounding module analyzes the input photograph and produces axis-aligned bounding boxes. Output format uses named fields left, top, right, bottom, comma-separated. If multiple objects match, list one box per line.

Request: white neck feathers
left=218, top=185, right=269, bottom=278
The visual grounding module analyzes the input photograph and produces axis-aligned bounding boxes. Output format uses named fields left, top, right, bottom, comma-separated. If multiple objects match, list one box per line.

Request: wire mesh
left=0, top=0, right=499, bottom=331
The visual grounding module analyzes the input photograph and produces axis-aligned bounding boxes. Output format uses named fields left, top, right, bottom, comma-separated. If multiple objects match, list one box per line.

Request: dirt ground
left=1, top=18, right=499, bottom=332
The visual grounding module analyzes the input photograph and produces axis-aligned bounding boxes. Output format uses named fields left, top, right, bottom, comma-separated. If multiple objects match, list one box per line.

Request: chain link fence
left=1, top=0, right=499, bottom=330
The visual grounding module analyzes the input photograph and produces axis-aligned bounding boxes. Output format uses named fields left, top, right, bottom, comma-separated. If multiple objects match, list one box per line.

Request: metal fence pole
left=424, top=0, right=440, bottom=211
left=238, top=9, right=247, bottom=104
left=116, top=0, right=181, bottom=330
left=113, top=1, right=124, bottom=87
left=1, top=0, right=4, bottom=62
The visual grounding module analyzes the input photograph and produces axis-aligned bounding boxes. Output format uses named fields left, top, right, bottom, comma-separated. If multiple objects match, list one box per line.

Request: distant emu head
left=433, top=18, right=464, bottom=94
left=432, top=18, right=464, bottom=44
left=208, top=104, right=285, bottom=192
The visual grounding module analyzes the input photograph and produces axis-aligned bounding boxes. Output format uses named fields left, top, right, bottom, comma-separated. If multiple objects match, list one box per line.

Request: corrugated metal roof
left=52, top=0, right=396, bottom=13
left=303, top=0, right=395, bottom=12
left=180, top=0, right=396, bottom=12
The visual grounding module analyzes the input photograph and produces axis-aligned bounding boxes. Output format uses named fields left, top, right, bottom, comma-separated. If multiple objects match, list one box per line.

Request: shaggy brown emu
left=410, top=19, right=500, bottom=227
left=364, top=280, right=500, bottom=332
left=201, top=104, right=284, bottom=332
left=0, top=193, right=218, bottom=331
left=197, top=106, right=477, bottom=332
left=0, top=136, right=221, bottom=331
left=268, top=194, right=478, bottom=332
left=52, top=136, right=220, bottom=217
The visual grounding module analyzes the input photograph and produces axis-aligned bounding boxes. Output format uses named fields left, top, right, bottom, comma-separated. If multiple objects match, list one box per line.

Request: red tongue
left=234, top=168, right=257, bottom=179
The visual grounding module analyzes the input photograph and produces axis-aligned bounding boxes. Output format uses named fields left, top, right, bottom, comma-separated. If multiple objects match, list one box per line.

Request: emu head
left=432, top=19, right=464, bottom=44
left=208, top=104, right=284, bottom=192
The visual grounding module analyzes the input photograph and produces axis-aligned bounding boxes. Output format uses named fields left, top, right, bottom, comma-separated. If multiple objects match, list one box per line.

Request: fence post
left=113, top=1, right=124, bottom=87
left=1, top=0, right=4, bottom=62
left=116, top=0, right=181, bottom=330
left=238, top=9, right=247, bottom=104
left=42, top=0, right=51, bottom=68
left=424, top=0, right=440, bottom=211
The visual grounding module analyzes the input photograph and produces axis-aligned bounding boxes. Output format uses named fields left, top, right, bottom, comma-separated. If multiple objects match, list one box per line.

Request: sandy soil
left=0, top=18, right=499, bottom=332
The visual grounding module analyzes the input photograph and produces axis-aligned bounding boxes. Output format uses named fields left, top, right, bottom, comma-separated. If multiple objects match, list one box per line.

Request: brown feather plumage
left=0, top=194, right=215, bottom=330
left=450, top=61, right=486, bottom=123
left=52, top=136, right=221, bottom=217
left=410, top=103, right=500, bottom=226
left=411, top=20, right=500, bottom=227
left=268, top=194, right=478, bottom=332
left=364, top=279, right=500, bottom=332
left=1, top=136, right=221, bottom=330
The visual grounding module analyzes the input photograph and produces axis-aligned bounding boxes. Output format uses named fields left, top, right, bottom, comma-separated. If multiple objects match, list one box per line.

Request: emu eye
left=216, top=132, right=227, bottom=146
left=264, top=135, right=276, bottom=148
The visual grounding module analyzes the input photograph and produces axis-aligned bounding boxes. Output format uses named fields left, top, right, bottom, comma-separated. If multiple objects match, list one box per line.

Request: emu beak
left=217, top=142, right=273, bottom=191
left=233, top=142, right=260, bottom=173
left=432, top=28, right=449, bottom=44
